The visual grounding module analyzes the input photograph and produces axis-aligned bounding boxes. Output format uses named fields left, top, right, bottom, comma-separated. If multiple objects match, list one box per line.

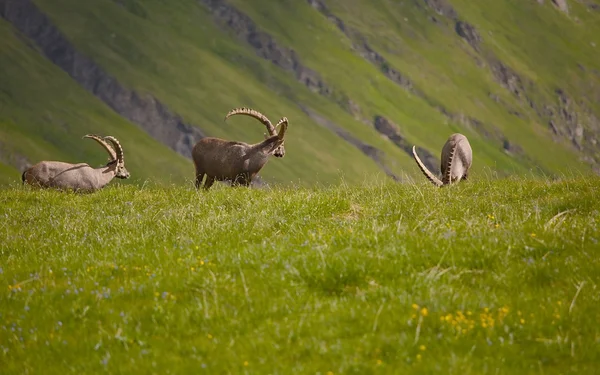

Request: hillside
left=1, top=178, right=599, bottom=372
left=1, top=0, right=599, bottom=186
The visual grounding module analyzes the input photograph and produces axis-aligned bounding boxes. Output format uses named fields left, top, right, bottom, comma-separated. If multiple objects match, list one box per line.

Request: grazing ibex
left=22, top=135, right=130, bottom=192
left=192, top=107, right=288, bottom=190
left=412, top=133, right=472, bottom=187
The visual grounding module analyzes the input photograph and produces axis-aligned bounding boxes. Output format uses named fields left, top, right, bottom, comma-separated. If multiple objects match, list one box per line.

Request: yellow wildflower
left=420, top=307, right=428, bottom=317
left=412, top=303, right=419, bottom=310
left=419, top=345, right=426, bottom=351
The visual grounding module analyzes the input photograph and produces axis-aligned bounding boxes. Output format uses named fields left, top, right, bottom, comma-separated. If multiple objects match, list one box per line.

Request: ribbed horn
left=412, top=146, right=443, bottom=187
left=104, top=136, right=124, bottom=163
left=277, top=119, right=288, bottom=139
left=83, top=134, right=117, bottom=161
left=443, top=142, right=460, bottom=185
left=225, top=107, right=276, bottom=136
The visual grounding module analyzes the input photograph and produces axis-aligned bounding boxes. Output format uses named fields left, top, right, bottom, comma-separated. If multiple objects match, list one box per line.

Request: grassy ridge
left=1, top=177, right=599, bottom=373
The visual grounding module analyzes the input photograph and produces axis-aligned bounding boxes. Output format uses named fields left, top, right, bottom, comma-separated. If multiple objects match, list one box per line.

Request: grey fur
left=22, top=135, right=130, bottom=192
left=412, top=133, right=472, bottom=187
left=193, top=109, right=288, bottom=190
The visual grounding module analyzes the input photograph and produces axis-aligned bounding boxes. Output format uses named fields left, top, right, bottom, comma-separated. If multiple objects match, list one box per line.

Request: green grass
left=1, top=177, right=600, bottom=373
left=0, top=19, right=192, bottom=185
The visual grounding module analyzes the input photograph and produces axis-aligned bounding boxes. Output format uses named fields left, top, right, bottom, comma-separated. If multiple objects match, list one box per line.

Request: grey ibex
left=22, top=135, right=130, bottom=192
left=412, top=133, right=472, bottom=187
left=192, top=107, right=288, bottom=190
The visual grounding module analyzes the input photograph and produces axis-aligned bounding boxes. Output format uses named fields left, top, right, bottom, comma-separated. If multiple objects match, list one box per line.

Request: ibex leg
left=195, top=172, right=205, bottom=189
left=203, top=176, right=215, bottom=190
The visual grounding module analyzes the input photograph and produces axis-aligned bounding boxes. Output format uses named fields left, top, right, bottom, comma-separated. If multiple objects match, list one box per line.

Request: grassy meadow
left=1, top=176, right=599, bottom=373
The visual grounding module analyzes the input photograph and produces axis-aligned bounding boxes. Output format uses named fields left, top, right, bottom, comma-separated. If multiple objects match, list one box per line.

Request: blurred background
left=0, top=0, right=599, bottom=186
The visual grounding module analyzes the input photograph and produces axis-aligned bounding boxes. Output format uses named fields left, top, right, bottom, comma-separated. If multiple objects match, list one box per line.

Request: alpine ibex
left=192, top=108, right=288, bottom=190
left=412, top=133, right=472, bottom=187
left=22, top=135, right=130, bottom=192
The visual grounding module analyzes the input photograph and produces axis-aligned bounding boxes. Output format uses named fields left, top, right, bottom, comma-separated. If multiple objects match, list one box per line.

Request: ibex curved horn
left=277, top=119, right=288, bottom=139
left=225, top=107, right=276, bottom=136
left=412, top=146, right=443, bottom=187
left=275, top=117, right=288, bottom=131
left=443, top=141, right=460, bottom=185
left=83, top=134, right=117, bottom=161
left=104, top=136, right=124, bottom=163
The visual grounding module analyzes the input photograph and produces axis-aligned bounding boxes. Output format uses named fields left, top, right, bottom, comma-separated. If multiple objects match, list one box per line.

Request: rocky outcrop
left=199, top=0, right=332, bottom=97
left=307, top=0, right=416, bottom=94
left=489, top=59, right=528, bottom=99
left=300, top=106, right=400, bottom=181
left=0, top=0, right=204, bottom=159
left=546, top=89, right=600, bottom=155
left=455, top=21, right=482, bottom=51
left=373, top=115, right=439, bottom=173
left=551, top=0, right=569, bottom=14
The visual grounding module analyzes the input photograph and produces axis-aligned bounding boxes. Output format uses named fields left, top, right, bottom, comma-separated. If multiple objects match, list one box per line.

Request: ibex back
left=412, top=133, right=472, bottom=187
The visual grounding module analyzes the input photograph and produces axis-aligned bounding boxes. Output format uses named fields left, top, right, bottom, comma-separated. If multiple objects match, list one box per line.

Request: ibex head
left=225, top=107, right=287, bottom=157
left=83, top=135, right=130, bottom=179
left=264, top=118, right=287, bottom=153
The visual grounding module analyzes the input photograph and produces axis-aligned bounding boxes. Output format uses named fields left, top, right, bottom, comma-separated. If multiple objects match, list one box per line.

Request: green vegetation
left=2, top=177, right=599, bottom=373
left=1, top=0, right=599, bottom=185
left=0, top=19, right=192, bottom=186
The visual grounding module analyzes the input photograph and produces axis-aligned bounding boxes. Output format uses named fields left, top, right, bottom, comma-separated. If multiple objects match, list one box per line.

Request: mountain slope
left=1, top=0, right=599, bottom=186
left=0, top=18, right=192, bottom=185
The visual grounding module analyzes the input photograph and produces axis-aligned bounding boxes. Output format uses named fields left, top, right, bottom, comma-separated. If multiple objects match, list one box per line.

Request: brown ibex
left=192, top=108, right=288, bottom=190
left=412, top=133, right=472, bottom=187
left=22, top=135, right=130, bottom=192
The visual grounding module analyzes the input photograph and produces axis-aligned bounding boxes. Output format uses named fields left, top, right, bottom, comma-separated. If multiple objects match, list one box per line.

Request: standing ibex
left=22, top=135, right=130, bottom=192
left=192, top=108, right=288, bottom=190
left=412, top=133, right=472, bottom=187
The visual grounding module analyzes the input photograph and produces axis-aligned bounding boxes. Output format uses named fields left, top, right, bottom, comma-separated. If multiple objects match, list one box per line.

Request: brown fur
left=192, top=120, right=287, bottom=190
left=412, top=133, right=472, bottom=187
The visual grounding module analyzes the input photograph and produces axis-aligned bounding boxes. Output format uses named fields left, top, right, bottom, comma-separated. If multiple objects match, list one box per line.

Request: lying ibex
left=22, top=135, right=130, bottom=192
left=192, top=107, right=288, bottom=190
left=412, top=133, right=472, bottom=187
